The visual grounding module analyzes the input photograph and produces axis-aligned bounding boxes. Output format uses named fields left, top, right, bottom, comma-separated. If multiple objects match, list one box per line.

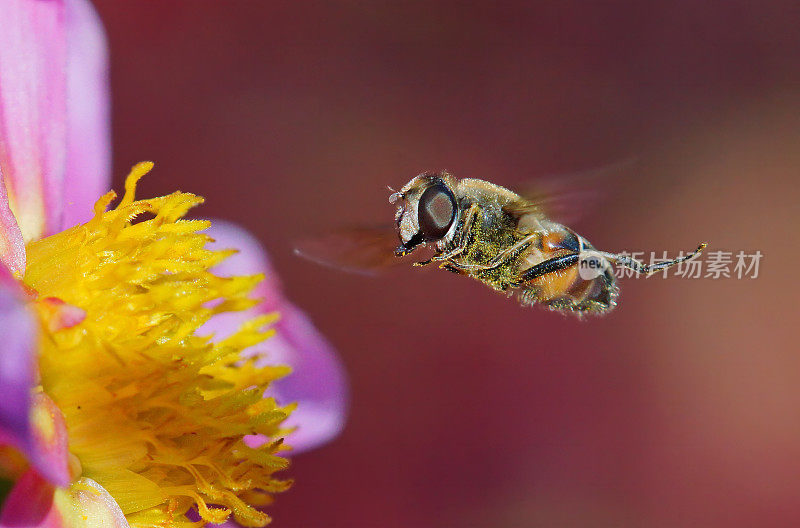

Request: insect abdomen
left=516, top=229, right=618, bottom=314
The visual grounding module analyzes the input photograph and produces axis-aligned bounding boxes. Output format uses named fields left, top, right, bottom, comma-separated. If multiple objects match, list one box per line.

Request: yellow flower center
left=22, top=163, right=293, bottom=527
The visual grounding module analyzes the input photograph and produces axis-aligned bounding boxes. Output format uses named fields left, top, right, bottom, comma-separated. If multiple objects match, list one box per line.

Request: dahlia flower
left=0, top=1, right=346, bottom=526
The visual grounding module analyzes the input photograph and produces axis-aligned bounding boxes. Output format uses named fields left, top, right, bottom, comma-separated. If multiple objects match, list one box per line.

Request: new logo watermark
left=578, top=250, right=613, bottom=280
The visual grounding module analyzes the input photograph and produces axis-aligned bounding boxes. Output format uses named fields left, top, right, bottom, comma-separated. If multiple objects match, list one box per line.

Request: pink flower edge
left=202, top=220, right=349, bottom=453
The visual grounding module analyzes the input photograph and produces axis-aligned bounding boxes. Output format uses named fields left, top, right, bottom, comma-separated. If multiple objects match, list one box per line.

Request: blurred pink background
left=92, top=2, right=798, bottom=527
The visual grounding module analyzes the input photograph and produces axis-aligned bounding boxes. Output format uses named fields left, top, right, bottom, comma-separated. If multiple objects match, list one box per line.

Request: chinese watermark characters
left=599, top=250, right=763, bottom=279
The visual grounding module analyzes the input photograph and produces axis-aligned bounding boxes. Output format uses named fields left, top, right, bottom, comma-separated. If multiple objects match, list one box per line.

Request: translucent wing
left=504, top=158, right=637, bottom=225
left=293, top=225, right=410, bottom=276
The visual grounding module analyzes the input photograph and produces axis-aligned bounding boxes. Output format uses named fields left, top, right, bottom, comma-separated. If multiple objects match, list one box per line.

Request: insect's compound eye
left=418, top=181, right=456, bottom=240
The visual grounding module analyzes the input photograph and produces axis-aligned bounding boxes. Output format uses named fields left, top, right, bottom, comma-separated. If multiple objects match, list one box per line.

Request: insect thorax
left=455, top=204, right=529, bottom=291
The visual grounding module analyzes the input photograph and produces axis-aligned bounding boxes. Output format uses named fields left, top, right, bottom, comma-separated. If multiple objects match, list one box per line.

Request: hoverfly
left=296, top=171, right=706, bottom=316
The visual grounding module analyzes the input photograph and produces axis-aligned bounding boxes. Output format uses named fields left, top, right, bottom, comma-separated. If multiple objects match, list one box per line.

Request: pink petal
left=0, top=273, right=70, bottom=486
left=0, top=274, right=37, bottom=467
left=0, top=174, right=25, bottom=274
left=202, top=221, right=348, bottom=453
left=0, top=0, right=68, bottom=243
left=198, top=220, right=282, bottom=342
left=206, top=220, right=282, bottom=307
left=266, top=303, right=348, bottom=452
left=27, top=393, right=71, bottom=486
left=0, top=472, right=129, bottom=528
left=62, top=0, right=111, bottom=229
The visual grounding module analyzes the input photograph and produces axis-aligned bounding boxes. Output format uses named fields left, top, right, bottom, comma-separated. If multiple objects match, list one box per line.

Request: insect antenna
left=601, top=243, right=707, bottom=275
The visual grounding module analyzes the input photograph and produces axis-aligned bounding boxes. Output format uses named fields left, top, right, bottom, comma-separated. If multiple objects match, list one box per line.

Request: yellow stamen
left=23, top=163, right=293, bottom=527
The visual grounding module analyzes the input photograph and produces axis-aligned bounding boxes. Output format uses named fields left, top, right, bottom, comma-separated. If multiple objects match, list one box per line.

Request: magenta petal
left=0, top=0, right=68, bottom=243
left=0, top=470, right=56, bottom=528
left=0, top=275, right=37, bottom=464
left=202, top=221, right=348, bottom=453
left=62, top=0, right=111, bottom=229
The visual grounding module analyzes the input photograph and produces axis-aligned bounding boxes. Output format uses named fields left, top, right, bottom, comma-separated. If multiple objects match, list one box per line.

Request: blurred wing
left=506, top=158, right=637, bottom=225
left=293, top=225, right=405, bottom=276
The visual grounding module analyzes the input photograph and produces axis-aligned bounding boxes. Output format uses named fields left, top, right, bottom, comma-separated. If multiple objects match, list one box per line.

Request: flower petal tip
left=0, top=177, right=26, bottom=275
left=29, top=393, right=71, bottom=487
left=65, top=478, right=130, bottom=528
left=271, top=304, right=348, bottom=453
left=0, top=472, right=129, bottom=528
left=39, top=297, right=86, bottom=332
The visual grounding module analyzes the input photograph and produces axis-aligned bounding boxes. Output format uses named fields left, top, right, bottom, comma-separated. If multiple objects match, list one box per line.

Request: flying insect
left=296, top=171, right=706, bottom=316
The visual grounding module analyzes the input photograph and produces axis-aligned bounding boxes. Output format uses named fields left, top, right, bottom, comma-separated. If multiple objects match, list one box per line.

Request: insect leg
left=445, top=233, right=539, bottom=273
left=599, top=243, right=707, bottom=275
left=510, top=253, right=580, bottom=286
left=433, top=203, right=482, bottom=261
left=440, top=262, right=468, bottom=275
